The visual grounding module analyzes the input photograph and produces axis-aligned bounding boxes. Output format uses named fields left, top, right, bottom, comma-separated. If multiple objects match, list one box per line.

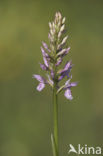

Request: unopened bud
left=62, top=17, right=66, bottom=24
left=60, top=24, right=65, bottom=32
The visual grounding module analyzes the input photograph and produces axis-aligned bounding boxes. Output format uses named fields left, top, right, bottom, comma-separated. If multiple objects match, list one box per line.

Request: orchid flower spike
left=33, top=12, right=77, bottom=100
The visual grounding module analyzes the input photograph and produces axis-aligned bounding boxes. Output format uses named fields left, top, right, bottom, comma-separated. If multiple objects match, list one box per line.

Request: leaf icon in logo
left=68, top=144, right=77, bottom=154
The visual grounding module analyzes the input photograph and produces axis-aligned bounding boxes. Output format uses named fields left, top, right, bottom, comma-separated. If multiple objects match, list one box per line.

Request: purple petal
left=64, top=89, right=73, bottom=100
left=41, top=47, right=45, bottom=56
left=42, top=42, right=51, bottom=52
left=37, top=83, right=45, bottom=91
left=58, top=61, right=72, bottom=80
left=41, top=47, right=49, bottom=58
left=58, top=75, right=64, bottom=81
left=43, top=56, right=49, bottom=67
left=56, top=58, right=62, bottom=66
left=40, top=63, right=47, bottom=70
left=65, top=79, right=71, bottom=86
left=58, top=61, right=72, bottom=74
left=33, top=74, right=44, bottom=83
left=70, top=82, right=78, bottom=87
left=42, top=42, right=48, bottom=49
left=63, top=47, right=70, bottom=56
left=58, top=69, right=71, bottom=81
left=41, top=47, right=50, bottom=67
left=64, top=61, right=72, bottom=71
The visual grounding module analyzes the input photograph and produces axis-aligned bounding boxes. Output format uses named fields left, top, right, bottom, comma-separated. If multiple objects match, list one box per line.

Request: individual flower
left=58, top=61, right=72, bottom=80
left=39, top=63, right=47, bottom=71
left=64, top=78, right=77, bottom=100
left=33, top=75, right=47, bottom=91
left=42, top=42, right=51, bottom=53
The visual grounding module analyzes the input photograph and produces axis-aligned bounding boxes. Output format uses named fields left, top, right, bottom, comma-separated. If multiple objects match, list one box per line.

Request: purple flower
left=37, top=83, right=45, bottom=92
left=58, top=61, right=72, bottom=80
left=41, top=47, right=50, bottom=68
left=42, top=42, right=51, bottom=53
left=39, top=63, right=47, bottom=71
left=41, top=47, right=49, bottom=58
left=33, top=75, right=47, bottom=91
left=64, top=89, right=73, bottom=100
left=55, top=57, right=62, bottom=66
left=64, top=79, right=77, bottom=100
left=64, top=79, right=77, bottom=88
left=43, top=56, right=49, bottom=67
left=56, top=57, right=62, bottom=66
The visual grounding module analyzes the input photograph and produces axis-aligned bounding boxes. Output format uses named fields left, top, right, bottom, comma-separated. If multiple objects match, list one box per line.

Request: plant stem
left=53, top=82, right=59, bottom=156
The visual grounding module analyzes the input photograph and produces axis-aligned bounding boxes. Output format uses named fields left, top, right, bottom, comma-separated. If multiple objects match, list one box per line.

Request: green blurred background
left=0, top=0, right=103, bottom=156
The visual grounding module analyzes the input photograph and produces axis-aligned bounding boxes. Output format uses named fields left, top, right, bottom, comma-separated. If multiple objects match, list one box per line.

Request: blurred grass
left=0, top=0, right=103, bottom=156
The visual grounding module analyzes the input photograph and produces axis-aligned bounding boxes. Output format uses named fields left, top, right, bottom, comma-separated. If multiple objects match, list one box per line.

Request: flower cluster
left=33, top=12, right=77, bottom=100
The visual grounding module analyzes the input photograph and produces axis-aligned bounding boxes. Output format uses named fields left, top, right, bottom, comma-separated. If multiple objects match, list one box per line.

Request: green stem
left=53, top=82, right=59, bottom=156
